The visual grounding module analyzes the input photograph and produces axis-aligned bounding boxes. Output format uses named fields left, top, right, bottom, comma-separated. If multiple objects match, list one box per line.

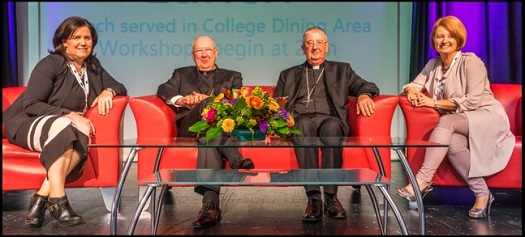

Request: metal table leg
left=394, top=148, right=425, bottom=235
left=364, top=185, right=386, bottom=235
left=371, top=147, right=389, bottom=232
left=127, top=185, right=159, bottom=235
left=110, top=146, right=144, bottom=235
left=377, top=185, right=408, bottom=235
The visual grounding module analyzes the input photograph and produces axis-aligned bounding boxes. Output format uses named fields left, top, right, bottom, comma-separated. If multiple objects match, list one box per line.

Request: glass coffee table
left=130, top=168, right=398, bottom=235
left=91, top=136, right=447, bottom=235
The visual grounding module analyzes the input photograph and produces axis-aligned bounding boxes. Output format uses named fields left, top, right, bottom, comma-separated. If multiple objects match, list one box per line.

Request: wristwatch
left=105, top=88, right=116, bottom=96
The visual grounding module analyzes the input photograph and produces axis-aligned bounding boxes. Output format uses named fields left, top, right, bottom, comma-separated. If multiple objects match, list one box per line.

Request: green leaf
left=205, top=126, right=223, bottom=143
left=241, top=106, right=253, bottom=118
left=188, top=120, right=210, bottom=132
left=231, top=88, right=239, bottom=99
left=275, top=119, right=287, bottom=128
left=276, top=126, right=289, bottom=134
left=290, top=127, right=302, bottom=135
left=234, top=97, right=247, bottom=111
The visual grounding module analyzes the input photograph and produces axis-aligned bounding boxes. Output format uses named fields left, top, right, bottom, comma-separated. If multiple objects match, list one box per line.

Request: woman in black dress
left=3, top=16, right=127, bottom=227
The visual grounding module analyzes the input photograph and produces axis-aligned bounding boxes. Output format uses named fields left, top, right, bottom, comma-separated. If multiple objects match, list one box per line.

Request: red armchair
left=399, top=84, right=522, bottom=189
left=2, top=86, right=129, bottom=211
left=129, top=86, right=398, bottom=184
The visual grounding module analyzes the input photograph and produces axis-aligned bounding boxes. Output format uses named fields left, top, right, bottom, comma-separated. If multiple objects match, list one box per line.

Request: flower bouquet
left=188, top=86, right=302, bottom=143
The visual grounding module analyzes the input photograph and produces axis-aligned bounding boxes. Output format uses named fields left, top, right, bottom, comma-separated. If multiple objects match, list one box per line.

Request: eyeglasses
left=193, top=48, right=215, bottom=56
left=304, top=40, right=327, bottom=47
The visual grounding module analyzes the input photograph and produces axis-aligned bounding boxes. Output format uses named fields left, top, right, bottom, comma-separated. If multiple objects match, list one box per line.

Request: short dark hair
left=48, top=16, right=99, bottom=68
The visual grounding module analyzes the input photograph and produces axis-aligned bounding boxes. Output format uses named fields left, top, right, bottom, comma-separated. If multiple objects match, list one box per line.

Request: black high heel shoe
left=396, top=182, right=433, bottom=202
left=469, top=193, right=495, bottom=219
left=48, top=195, right=83, bottom=226
left=25, top=193, right=48, bottom=227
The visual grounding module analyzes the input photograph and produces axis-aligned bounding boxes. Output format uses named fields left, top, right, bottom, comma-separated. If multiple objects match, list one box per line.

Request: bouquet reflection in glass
left=188, top=86, right=301, bottom=143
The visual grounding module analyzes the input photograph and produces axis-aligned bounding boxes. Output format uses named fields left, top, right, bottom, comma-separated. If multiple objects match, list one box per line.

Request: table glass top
left=138, top=168, right=391, bottom=186
left=90, top=136, right=447, bottom=148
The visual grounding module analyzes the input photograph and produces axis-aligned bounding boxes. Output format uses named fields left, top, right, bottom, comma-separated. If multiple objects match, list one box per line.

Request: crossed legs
left=397, top=113, right=492, bottom=217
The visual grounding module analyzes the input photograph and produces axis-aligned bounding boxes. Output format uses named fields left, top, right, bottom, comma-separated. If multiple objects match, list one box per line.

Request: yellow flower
left=268, top=99, right=279, bottom=111
left=221, top=118, right=235, bottom=133
left=201, top=107, right=210, bottom=118
left=214, top=93, right=224, bottom=103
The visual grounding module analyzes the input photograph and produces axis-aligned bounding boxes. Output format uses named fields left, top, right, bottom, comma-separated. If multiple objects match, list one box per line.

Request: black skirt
left=6, top=115, right=88, bottom=183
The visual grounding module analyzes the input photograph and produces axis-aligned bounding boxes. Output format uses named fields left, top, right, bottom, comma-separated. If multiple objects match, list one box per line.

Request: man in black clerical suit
left=157, top=35, right=254, bottom=228
left=274, top=26, right=380, bottom=222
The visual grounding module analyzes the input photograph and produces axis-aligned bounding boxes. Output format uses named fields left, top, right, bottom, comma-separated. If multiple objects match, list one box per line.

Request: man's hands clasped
left=177, top=91, right=210, bottom=109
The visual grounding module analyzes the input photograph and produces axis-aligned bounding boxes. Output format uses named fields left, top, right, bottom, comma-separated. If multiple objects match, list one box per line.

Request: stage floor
left=2, top=161, right=522, bottom=235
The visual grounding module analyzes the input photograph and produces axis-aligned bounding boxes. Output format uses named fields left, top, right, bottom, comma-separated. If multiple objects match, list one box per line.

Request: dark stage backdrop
left=410, top=2, right=522, bottom=84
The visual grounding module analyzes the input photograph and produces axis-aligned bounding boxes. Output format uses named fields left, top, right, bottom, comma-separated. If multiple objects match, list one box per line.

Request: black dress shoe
left=193, top=201, right=222, bottom=228
left=324, top=196, right=347, bottom=219
left=352, top=185, right=361, bottom=192
left=234, top=158, right=254, bottom=170
left=302, top=198, right=322, bottom=222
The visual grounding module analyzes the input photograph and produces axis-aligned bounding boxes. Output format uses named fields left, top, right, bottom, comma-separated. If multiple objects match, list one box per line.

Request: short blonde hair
left=431, top=15, right=467, bottom=51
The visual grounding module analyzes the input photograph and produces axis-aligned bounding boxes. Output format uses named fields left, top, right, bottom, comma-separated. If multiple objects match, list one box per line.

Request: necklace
left=440, top=51, right=461, bottom=75
left=302, top=67, right=325, bottom=108
left=67, top=62, right=89, bottom=114
left=435, top=51, right=461, bottom=101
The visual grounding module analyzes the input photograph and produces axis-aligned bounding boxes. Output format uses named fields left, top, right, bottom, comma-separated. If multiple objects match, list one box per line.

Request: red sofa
left=129, top=86, right=399, bottom=184
left=2, top=86, right=129, bottom=211
left=399, top=84, right=522, bottom=189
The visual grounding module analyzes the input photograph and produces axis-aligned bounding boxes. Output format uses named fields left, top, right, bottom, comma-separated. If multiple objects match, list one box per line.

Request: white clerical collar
left=199, top=69, right=215, bottom=76
left=313, top=65, right=320, bottom=69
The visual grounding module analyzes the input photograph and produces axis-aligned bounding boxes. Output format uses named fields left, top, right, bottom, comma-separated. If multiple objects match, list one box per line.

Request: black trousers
left=292, top=113, right=345, bottom=195
left=177, top=98, right=243, bottom=195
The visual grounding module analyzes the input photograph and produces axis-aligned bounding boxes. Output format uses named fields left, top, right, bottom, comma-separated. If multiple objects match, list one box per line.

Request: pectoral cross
left=302, top=98, right=314, bottom=108
left=303, top=67, right=324, bottom=109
